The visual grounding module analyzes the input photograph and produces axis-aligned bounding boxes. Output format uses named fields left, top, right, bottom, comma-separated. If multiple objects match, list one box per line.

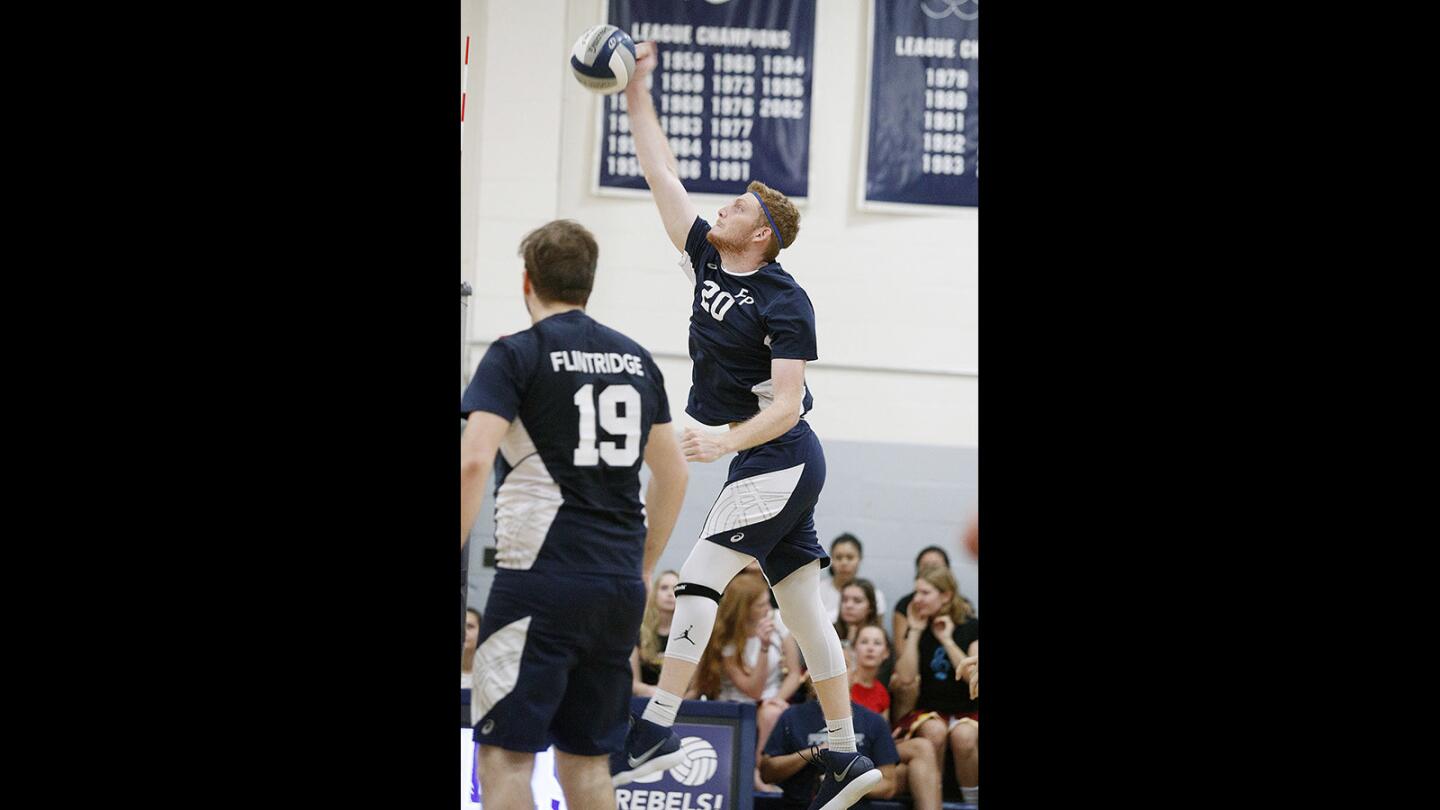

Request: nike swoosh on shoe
left=628, top=738, right=667, bottom=768
left=832, top=758, right=857, bottom=782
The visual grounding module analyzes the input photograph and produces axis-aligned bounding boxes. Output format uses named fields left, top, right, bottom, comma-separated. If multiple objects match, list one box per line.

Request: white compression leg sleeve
left=662, top=541, right=754, bottom=664
left=771, top=559, right=848, bottom=682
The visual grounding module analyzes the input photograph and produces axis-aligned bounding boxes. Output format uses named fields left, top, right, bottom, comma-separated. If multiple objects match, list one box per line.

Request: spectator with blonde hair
left=631, top=570, right=680, bottom=696
left=891, top=546, right=952, bottom=652
left=890, top=566, right=979, bottom=806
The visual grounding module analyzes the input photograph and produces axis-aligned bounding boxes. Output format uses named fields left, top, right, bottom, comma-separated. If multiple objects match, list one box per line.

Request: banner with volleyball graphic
left=861, top=0, right=979, bottom=209
left=463, top=700, right=753, bottom=810
left=593, top=0, right=817, bottom=199
left=615, top=724, right=737, bottom=810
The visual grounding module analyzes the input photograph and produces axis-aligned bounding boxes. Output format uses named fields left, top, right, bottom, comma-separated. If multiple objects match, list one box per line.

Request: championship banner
left=594, top=0, right=817, bottom=199
left=861, top=0, right=979, bottom=209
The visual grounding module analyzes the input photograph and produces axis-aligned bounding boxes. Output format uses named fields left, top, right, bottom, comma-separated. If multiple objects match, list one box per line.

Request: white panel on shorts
left=473, top=615, right=532, bottom=722
left=699, top=462, right=806, bottom=539
left=494, top=419, right=563, bottom=570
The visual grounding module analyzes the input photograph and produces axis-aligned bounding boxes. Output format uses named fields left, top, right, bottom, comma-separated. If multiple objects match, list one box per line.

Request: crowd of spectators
left=622, top=532, right=980, bottom=807
left=463, top=529, right=979, bottom=807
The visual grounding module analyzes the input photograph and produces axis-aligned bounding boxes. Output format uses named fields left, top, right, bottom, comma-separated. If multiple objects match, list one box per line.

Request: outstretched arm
left=624, top=41, right=699, bottom=252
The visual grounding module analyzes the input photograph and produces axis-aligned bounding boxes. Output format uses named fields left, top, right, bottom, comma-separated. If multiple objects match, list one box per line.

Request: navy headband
left=751, top=191, right=784, bottom=249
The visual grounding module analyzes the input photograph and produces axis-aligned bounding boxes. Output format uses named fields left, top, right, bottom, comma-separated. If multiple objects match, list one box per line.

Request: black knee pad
left=673, top=582, right=722, bottom=603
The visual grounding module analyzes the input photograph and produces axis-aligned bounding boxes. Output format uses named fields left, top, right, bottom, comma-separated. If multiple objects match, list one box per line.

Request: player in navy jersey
left=460, top=219, right=690, bottom=810
left=608, top=42, right=881, bottom=810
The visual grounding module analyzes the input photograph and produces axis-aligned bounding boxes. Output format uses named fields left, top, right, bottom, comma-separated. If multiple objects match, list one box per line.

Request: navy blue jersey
left=763, top=700, right=898, bottom=810
left=460, top=310, right=671, bottom=577
left=681, top=217, right=817, bottom=426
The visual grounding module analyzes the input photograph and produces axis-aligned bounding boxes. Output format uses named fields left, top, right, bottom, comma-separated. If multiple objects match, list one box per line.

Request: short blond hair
left=747, top=181, right=799, bottom=262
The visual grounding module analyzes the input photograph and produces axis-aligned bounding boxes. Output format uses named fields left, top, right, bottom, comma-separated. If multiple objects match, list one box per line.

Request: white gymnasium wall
left=462, top=0, right=978, bottom=614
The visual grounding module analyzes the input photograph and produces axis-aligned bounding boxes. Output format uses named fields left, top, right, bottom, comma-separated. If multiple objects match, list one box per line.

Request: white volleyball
left=569, top=24, right=637, bottom=95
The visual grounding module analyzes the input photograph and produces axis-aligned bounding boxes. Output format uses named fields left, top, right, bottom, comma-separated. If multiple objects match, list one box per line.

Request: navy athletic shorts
left=471, top=569, right=645, bottom=755
left=698, top=419, right=829, bottom=584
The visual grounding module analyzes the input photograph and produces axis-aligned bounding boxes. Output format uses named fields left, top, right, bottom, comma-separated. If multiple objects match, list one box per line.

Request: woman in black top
left=890, top=545, right=952, bottom=649
left=889, top=565, right=979, bottom=800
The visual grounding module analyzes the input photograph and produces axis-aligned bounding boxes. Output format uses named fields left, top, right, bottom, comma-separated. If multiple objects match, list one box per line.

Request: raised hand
left=756, top=613, right=776, bottom=651
left=930, top=614, right=954, bottom=644
left=906, top=599, right=929, bottom=633
left=631, top=40, right=658, bottom=84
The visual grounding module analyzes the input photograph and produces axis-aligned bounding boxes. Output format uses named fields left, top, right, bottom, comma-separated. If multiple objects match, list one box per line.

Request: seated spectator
left=834, top=579, right=897, bottom=690
left=847, top=625, right=941, bottom=810
left=891, top=545, right=952, bottom=650
left=461, top=607, right=481, bottom=727
left=847, top=624, right=889, bottom=715
left=820, top=534, right=888, bottom=623
left=630, top=569, right=679, bottom=697
left=760, top=686, right=899, bottom=810
left=890, top=566, right=979, bottom=806
left=833, top=579, right=881, bottom=648
left=695, top=571, right=805, bottom=792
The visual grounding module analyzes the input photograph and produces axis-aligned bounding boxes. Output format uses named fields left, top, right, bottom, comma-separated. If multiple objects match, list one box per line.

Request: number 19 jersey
left=460, top=310, right=671, bottom=577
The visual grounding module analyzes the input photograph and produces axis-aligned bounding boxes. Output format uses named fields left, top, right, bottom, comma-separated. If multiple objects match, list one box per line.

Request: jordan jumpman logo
left=676, top=625, right=696, bottom=645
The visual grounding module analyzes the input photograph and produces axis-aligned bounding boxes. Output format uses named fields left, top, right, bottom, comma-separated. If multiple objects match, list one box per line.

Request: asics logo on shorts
left=729, top=532, right=745, bottom=542
left=481, top=719, right=495, bottom=734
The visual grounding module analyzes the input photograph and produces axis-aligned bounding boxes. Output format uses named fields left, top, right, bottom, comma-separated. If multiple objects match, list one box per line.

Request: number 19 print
left=573, top=383, right=641, bottom=466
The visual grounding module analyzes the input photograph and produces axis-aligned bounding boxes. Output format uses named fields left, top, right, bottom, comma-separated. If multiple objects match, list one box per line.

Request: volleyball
left=570, top=24, right=637, bottom=95
left=670, top=736, right=719, bottom=787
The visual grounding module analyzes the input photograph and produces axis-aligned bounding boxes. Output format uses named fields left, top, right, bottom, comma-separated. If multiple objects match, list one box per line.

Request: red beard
left=705, top=224, right=751, bottom=254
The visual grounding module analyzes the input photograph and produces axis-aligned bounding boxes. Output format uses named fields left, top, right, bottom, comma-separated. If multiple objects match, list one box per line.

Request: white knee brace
left=771, top=560, right=848, bottom=682
left=663, top=541, right=753, bottom=664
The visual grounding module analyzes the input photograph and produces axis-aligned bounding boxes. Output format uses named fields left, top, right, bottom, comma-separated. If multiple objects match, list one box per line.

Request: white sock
left=961, top=786, right=979, bottom=804
left=641, top=688, right=683, bottom=728
left=826, top=715, right=857, bottom=753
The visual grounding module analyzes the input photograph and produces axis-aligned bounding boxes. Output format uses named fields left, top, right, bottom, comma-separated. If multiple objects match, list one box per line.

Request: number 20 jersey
left=460, top=310, right=671, bottom=577
left=681, top=216, right=818, bottom=426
